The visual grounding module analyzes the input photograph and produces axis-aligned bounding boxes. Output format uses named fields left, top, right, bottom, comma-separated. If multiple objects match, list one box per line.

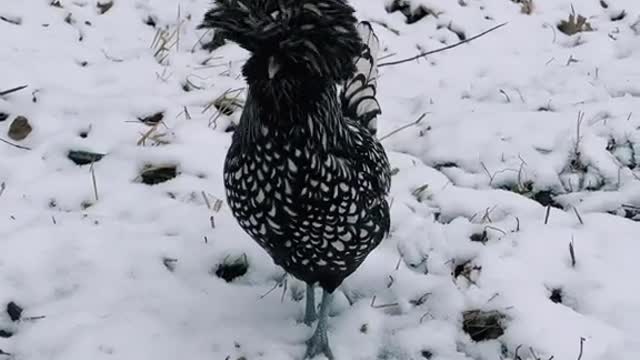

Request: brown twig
left=0, top=85, right=28, bottom=96
left=0, top=137, right=32, bottom=150
left=569, top=239, right=577, bottom=268
left=577, top=337, right=585, bottom=360
left=395, top=256, right=402, bottom=270
left=101, top=49, right=124, bottom=63
left=370, top=295, right=399, bottom=309
left=259, top=273, right=287, bottom=300
left=514, top=345, right=523, bottom=360
left=379, top=112, right=427, bottom=141
left=90, top=161, right=99, bottom=202
left=379, top=22, right=508, bottom=67
left=485, top=225, right=507, bottom=236
left=544, top=205, right=551, bottom=224
left=572, top=206, right=584, bottom=225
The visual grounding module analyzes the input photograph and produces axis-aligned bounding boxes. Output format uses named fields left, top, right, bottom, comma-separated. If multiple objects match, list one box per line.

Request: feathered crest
left=199, top=0, right=362, bottom=81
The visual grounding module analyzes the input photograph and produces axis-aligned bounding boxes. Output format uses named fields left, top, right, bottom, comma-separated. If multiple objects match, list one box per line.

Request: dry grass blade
left=137, top=121, right=171, bottom=146
left=150, top=21, right=185, bottom=64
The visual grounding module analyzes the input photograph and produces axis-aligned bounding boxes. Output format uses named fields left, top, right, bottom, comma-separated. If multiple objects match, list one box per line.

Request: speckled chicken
left=200, top=1, right=390, bottom=358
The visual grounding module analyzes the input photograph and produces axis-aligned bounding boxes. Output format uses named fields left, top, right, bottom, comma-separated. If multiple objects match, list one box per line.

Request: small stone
left=550, top=288, right=563, bottom=304
left=8, top=116, right=32, bottom=141
left=97, top=0, right=114, bottom=14
left=140, top=165, right=178, bottom=185
left=162, top=257, right=177, bottom=272
left=214, top=255, right=249, bottom=282
left=144, top=16, right=157, bottom=28
left=421, top=350, right=433, bottom=359
left=462, top=310, right=506, bottom=341
left=7, top=301, right=23, bottom=322
left=532, top=190, right=562, bottom=208
left=67, top=150, right=105, bottom=166
left=470, top=231, right=488, bottom=244
left=0, top=113, right=8, bottom=122
left=137, top=112, right=164, bottom=126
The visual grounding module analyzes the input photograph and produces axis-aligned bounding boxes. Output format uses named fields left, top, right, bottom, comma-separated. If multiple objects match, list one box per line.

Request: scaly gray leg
left=304, top=283, right=317, bottom=326
left=304, top=289, right=334, bottom=360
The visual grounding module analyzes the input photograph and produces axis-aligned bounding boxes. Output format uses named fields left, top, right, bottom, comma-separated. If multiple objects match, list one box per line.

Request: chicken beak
left=268, top=56, right=281, bottom=79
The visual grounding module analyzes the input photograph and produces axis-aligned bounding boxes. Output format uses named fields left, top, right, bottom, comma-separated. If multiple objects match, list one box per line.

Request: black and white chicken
left=200, top=1, right=390, bottom=358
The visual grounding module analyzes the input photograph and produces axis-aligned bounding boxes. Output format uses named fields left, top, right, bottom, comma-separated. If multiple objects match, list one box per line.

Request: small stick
left=569, top=239, right=577, bottom=268
left=544, top=205, right=551, bottom=224
left=485, top=225, right=506, bottom=236
left=370, top=296, right=399, bottom=309
left=202, top=191, right=212, bottom=210
left=176, top=5, right=181, bottom=52
left=514, top=345, right=523, bottom=360
left=480, top=162, right=494, bottom=185
left=280, top=276, right=288, bottom=303
left=0, top=85, right=28, bottom=96
left=487, top=292, right=500, bottom=303
left=577, top=337, right=585, bottom=360
left=259, top=273, right=287, bottom=300
left=572, top=206, right=584, bottom=225
left=0, top=182, right=5, bottom=198
left=379, top=113, right=427, bottom=141
left=192, top=28, right=213, bottom=52
left=499, top=89, right=511, bottom=103
left=379, top=23, right=508, bottom=67
left=419, top=312, right=434, bottom=323
left=101, top=49, right=124, bottom=62
left=90, top=161, right=99, bottom=202
left=0, top=137, right=32, bottom=150
left=529, top=347, right=540, bottom=360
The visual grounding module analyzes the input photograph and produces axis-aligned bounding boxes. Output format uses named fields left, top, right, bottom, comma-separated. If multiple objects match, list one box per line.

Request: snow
left=1, top=0, right=640, bottom=359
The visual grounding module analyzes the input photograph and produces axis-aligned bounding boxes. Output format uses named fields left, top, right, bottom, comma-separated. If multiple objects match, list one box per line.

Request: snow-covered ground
left=1, top=0, right=639, bottom=359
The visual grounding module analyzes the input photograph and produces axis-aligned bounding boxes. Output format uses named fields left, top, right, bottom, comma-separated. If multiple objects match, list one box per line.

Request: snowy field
left=1, top=0, right=640, bottom=359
